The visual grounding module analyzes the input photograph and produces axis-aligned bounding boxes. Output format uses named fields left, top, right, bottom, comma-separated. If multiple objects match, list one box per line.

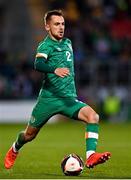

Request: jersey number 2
left=66, top=51, right=72, bottom=61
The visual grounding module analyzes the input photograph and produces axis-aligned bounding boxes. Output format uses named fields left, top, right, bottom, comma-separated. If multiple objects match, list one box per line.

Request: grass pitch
left=0, top=120, right=131, bottom=179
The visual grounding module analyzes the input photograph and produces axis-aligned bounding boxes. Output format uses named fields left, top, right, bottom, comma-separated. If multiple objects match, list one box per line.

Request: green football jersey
left=36, top=35, right=77, bottom=97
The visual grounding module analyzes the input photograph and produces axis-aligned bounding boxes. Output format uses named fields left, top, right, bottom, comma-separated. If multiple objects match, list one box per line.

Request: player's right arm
left=34, top=56, right=69, bottom=77
left=35, top=42, right=69, bottom=77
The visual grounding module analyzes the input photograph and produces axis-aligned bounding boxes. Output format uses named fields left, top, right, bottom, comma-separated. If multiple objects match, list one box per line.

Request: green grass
left=0, top=120, right=131, bottom=179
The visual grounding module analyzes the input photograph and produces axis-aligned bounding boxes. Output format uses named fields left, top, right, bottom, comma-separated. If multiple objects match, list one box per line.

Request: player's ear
left=45, top=23, right=50, bottom=31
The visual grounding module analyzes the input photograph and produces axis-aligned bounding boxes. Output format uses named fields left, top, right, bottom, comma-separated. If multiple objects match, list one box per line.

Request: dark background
left=0, top=0, right=131, bottom=120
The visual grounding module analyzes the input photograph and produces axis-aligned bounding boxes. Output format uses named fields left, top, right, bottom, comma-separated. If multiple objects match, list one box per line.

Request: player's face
left=45, top=15, right=65, bottom=41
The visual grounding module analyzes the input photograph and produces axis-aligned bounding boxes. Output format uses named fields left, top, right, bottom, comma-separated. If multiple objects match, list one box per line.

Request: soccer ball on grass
left=61, top=153, right=84, bottom=176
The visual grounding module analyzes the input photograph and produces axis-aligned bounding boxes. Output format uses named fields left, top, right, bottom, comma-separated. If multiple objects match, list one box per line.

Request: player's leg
left=4, top=125, right=40, bottom=169
left=4, top=96, right=63, bottom=169
left=4, top=96, right=47, bottom=169
left=14, top=125, right=40, bottom=151
left=4, top=97, right=44, bottom=170
left=78, top=106, right=111, bottom=168
left=61, top=98, right=111, bottom=168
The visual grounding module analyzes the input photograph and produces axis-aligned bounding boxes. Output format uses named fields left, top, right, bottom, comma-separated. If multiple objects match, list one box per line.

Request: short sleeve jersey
left=36, top=35, right=77, bottom=98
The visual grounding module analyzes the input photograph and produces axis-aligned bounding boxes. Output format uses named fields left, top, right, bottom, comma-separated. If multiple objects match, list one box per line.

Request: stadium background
left=0, top=0, right=131, bottom=122
left=0, top=0, right=131, bottom=179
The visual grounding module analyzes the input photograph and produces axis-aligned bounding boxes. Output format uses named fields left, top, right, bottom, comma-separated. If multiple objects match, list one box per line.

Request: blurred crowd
left=0, top=51, right=43, bottom=99
left=0, top=0, right=131, bottom=119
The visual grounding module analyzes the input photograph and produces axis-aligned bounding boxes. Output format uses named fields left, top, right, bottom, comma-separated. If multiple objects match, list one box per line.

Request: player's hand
left=54, top=68, right=70, bottom=78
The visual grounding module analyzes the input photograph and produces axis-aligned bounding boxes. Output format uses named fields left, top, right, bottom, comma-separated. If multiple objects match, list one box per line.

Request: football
left=61, top=153, right=84, bottom=176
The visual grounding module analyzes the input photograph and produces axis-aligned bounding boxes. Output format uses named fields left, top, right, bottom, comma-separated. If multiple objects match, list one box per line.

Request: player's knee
left=24, top=132, right=37, bottom=142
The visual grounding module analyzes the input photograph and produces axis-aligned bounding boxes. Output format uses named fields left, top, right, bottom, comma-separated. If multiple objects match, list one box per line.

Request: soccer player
left=4, top=10, right=111, bottom=169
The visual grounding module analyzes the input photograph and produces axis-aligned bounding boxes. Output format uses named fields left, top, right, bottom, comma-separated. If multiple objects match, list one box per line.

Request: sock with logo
left=85, top=123, right=99, bottom=159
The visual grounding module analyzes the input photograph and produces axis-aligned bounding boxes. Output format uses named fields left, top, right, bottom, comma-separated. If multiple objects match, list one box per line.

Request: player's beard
left=49, top=30, right=64, bottom=41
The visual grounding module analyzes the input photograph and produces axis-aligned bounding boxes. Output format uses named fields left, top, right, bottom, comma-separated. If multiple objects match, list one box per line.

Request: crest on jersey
left=30, top=116, right=36, bottom=123
left=67, top=43, right=73, bottom=51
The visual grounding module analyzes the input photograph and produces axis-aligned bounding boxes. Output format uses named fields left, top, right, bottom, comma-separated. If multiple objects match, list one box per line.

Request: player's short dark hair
left=44, top=9, right=64, bottom=24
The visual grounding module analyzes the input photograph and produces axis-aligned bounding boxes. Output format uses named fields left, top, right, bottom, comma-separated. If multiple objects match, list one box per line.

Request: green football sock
left=85, top=123, right=99, bottom=158
left=14, top=131, right=27, bottom=151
